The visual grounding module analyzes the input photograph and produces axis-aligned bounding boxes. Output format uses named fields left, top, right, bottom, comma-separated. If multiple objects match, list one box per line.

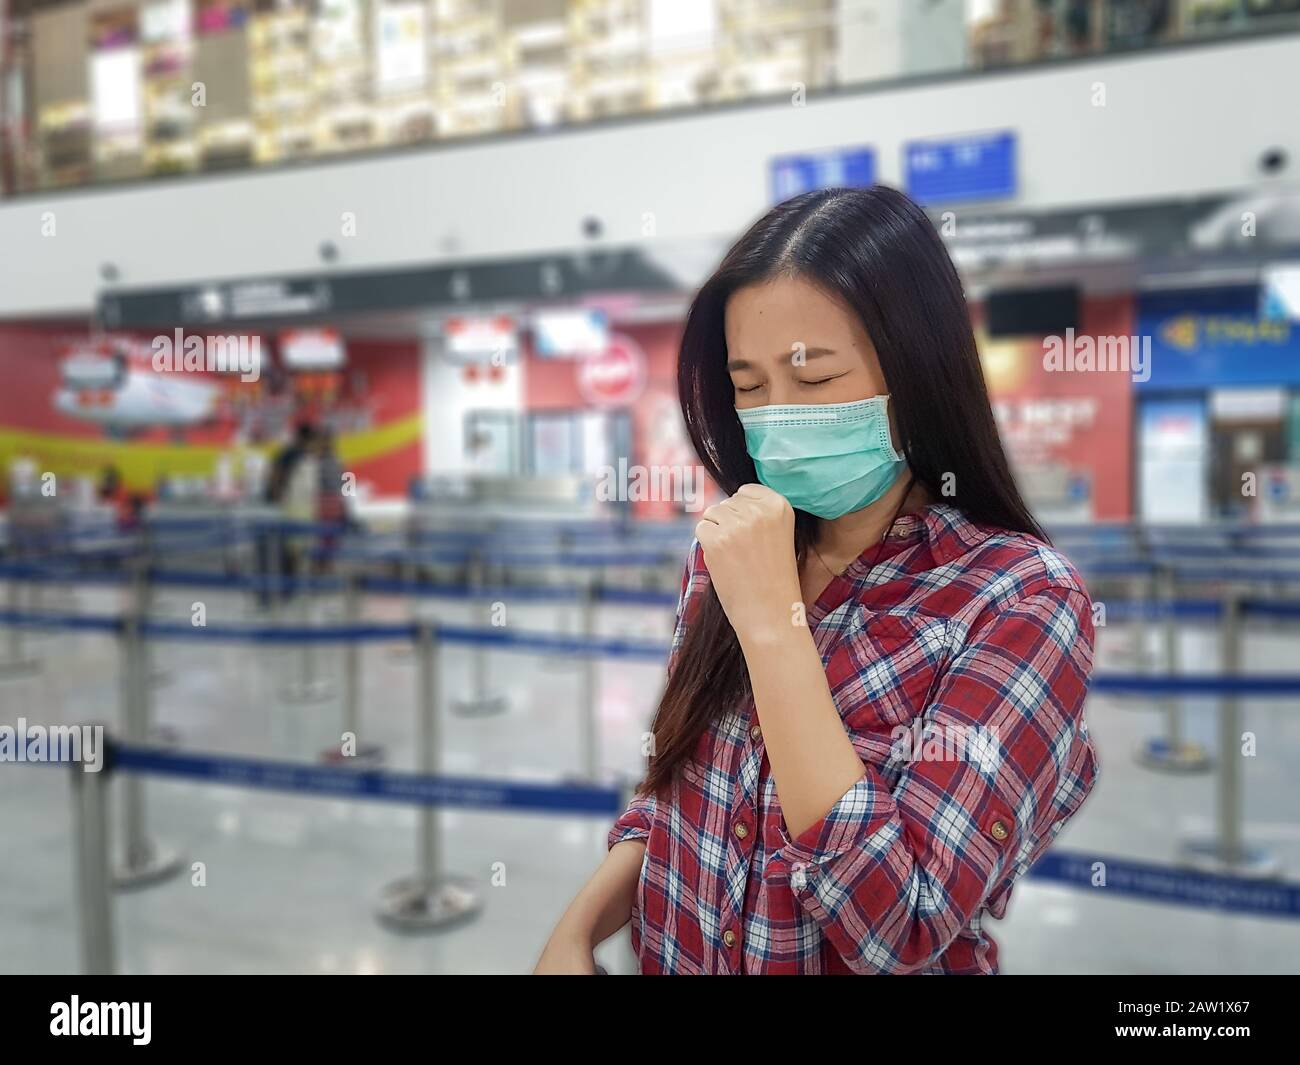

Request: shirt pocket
left=829, top=611, right=951, bottom=739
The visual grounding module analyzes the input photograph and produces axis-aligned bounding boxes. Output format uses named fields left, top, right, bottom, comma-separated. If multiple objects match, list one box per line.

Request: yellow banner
left=0, top=414, right=422, bottom=494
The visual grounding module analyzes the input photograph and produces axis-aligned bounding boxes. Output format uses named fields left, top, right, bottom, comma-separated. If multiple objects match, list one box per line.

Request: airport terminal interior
left=2, top=0, right=1300, bottom=976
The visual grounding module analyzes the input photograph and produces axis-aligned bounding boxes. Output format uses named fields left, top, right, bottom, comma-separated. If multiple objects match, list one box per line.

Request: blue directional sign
left=770, top=146, right=877, bottom=203
left=904, top=130, right=1017, bottom=205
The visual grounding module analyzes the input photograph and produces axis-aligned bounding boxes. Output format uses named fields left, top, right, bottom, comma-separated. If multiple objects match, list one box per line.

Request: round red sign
left=576, top=334, right=646, bottom=408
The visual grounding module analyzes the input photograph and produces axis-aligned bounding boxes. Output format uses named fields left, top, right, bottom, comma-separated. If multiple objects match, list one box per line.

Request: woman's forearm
left=739, top=624, right=866, bottom=840
left=548, top=838, right=646, bottom=947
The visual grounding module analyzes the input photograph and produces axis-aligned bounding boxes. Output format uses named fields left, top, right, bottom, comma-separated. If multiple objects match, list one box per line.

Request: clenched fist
left=695, top=483, right=803, bottom=647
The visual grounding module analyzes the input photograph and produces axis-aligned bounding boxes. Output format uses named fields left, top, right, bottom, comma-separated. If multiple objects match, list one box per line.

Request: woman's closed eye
left=798, top=372, right=850, bottom=387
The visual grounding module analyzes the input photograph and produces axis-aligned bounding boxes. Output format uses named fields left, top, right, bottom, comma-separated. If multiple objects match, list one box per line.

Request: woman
left=536, top=185, right=1098, bottom=975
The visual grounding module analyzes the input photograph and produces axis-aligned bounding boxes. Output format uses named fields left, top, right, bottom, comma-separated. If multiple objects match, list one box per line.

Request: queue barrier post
left=281, top=579, right=332, bottom=704
left=268, top=525, right=284, bottom=623
left=377, top=622, right=482, bottom=931
left=30, top=576, right=45, bottom=622
left=539, top=571, right=579, bottom=674
left=0, top=571, right=40, bottom=677
left=450, top=552, right=508, bottom=717
left=1178, top=585, right=1280, bottom=878
left=71, top=746, right=116, bottom=974
left=578, top=578, right=601, bottom=780
left=321, top=571, right=383, bottom=764
left=114, top=559, right=184, bottom=890
left=1138, top=564, right=1157, bottom=673
left=1136, top=565, right=1212, bottom=773
left=386, top=551, right=417, bottom=661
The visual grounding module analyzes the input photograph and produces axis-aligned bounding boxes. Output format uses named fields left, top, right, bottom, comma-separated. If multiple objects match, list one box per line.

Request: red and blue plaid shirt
left=608, top=503, right=1098, bottom=974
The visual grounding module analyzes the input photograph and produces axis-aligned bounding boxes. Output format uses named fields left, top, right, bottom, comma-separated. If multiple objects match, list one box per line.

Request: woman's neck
left=813, top=471, right=930, bottom=568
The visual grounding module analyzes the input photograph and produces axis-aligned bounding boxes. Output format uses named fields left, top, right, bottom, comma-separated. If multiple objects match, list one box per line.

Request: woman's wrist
left=737, top=614, right=815, bottom=656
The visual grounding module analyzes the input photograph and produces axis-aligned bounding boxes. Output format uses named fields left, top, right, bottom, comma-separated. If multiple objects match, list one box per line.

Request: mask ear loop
left=879, top=394, right=904, bottom=462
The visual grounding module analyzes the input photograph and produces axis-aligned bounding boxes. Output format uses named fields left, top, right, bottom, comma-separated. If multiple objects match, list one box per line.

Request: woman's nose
left=765, top=382, right=795, bottom=405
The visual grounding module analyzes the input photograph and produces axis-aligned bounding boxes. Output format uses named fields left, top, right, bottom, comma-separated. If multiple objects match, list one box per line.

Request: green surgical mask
left=735, top=396, right=906, bottom=520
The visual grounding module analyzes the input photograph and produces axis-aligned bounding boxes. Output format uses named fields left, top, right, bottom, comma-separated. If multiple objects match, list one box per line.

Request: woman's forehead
left=724, top=280, right=873, bottom=366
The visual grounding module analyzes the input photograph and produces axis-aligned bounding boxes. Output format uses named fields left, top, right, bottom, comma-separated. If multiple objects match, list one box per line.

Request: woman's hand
left=695, top=483, right=803, bottom=648
left=533, top=927, right=599, bottom=974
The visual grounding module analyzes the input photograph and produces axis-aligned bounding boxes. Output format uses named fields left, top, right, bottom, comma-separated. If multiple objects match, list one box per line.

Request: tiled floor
left=1, top=579, right=1298, bottom=974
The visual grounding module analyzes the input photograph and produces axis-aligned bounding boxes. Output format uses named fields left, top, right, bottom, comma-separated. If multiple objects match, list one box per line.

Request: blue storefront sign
left=769, top=146, right=876, bottom=203
left=903, top=130, right=1017, bottom=205
left=1136, top=286, right=1300, bottom=390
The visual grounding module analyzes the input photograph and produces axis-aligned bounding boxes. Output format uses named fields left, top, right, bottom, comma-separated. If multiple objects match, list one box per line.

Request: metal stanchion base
left=1135, top=737, right=1213, bottom=773
left=280, top=680, right=335, bottom=704
left=319, top=743, right=385, bottom=766
left=0, top=657, right=41, bottom=679
left=114, top=842, right=186, bottom=891
left=1177, top=839, right=1281, bottom=879
left=450, top=694, right=510, bottom=717
left=375, top=876, right=481, bottom=932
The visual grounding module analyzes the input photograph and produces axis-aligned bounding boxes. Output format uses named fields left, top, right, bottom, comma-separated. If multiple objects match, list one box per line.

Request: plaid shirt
left=608, top=504, right=1098, bottom=974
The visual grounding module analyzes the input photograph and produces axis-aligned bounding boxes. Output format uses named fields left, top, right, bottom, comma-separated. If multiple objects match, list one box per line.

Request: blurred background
left=1, top=0, right=1300, bottom=975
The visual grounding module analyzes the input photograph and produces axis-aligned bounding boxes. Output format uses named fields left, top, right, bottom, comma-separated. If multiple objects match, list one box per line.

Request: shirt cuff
left=607, top=792, right=656, bottom=851
left=606, top=823, right=651, bottom=850
left=764, top=771, right=893, bottom=887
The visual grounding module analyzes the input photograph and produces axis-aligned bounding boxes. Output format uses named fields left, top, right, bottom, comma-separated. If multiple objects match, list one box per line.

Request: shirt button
left=723, top=930, right=737, bottom=949
left=734, top=822, right=749, bottom=840
left=750, top=724, right=762, bottom=742
left=990, top=820, right=1009, bottom=842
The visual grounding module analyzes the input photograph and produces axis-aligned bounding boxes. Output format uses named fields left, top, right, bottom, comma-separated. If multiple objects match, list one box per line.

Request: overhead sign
left=279, top=328, right=346, bottom=371
left=533, top=308, right=608, bottom=358
left=1137, top=286, right=1300, bottom=390
left=98, top=248, right=681, bottom=328
left=770, top=146, right=876, bottom=203
left=904, top=130, right=1016, bottom=205
left=444, top=315, right=517, bottom=364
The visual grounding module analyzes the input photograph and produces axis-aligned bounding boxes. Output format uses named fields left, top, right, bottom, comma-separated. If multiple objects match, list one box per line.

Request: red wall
left=525, top=322, right=704, bottom=518
left=978, top=295, right=1135, bottom=520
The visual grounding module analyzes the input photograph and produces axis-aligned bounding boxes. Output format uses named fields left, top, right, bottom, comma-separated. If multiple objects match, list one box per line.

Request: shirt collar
left=882, top=503, right=997, bottom=566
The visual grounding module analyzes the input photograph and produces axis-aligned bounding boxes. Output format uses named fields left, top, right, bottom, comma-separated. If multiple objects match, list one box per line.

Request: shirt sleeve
left=762, top=583, right=1098, bottom=974
left=607, top=789, right=657, bottom=849
left=606, top=541, right=704, bottom=851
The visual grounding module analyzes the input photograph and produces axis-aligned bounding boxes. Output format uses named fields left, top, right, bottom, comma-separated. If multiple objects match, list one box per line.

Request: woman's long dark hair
left=640, top=184, right=1045, bottom=796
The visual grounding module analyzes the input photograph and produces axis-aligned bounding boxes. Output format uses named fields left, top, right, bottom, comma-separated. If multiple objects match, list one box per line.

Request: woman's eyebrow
left=790, top=346, right=838, bottom=363
left=726, top=346, right=837, bottom=371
